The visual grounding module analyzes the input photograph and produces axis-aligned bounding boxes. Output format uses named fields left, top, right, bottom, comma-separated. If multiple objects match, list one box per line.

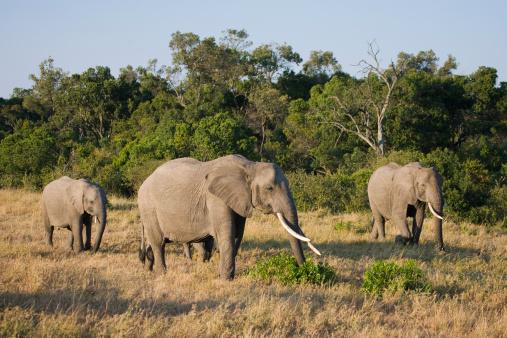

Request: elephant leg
left=183, top=243, right=192, bottom=260
left=370, top=208, right=385, bottom=240
left=145, top=246, right=154, bottom=271
left=202, top=237, right=214, bottom=262
left=71, top=219, right=84, bottom=253
left=216, top=224, right=236, bottom=280
left=233, top=215, right=246, bottom=257
left=42, top=206, right=53, bottom=247
left=191, top=242, right=210, bottom=262
left=83, top=215, right=92, bottom=251
left=392, top=216, right=411, bottom=245
left=152, top=243, right=166, bottom=274
left=146, top=229, right=166, bottom=273
left=411, top=207, right=425, bottom=244
left=66, top=227, right=74, bottom=251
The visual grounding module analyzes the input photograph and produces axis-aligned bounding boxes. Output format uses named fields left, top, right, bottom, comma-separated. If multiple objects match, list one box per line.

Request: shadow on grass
left=432, top=283, right=466, bottom=298
left=240, top=238, right=478, bottom=262
left=0, top=287, right=218, bottom=317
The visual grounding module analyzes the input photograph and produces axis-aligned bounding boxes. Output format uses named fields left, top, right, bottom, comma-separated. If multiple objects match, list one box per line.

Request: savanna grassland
left=1, top=188, right=506, bottom=337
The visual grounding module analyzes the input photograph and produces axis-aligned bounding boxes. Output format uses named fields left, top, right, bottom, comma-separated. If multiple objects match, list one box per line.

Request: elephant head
left=207, top=159, right=320, bottom=265
left=403, top=163, right=445, bottom=250
left=67, top=179, right=107, bottom=252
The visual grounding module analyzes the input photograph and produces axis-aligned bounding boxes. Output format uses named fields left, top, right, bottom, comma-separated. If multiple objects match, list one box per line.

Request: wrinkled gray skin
left=138, top=155, right=307, bottom=280
left=368, top=162, right=444, bottom=250
left=42, top=176, right=107, bottom=253
left=182, top=238, right=214, bottom=262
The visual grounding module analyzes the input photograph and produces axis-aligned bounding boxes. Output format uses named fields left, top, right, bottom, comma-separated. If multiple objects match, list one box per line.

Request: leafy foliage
left=248, top=252, right=336, bottom=286
left=362, top=260, right=432, bottom=297
left=0, top=29, right=505, bottom=226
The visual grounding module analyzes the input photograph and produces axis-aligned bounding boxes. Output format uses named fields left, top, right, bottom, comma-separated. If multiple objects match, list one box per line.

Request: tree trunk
left=377, top=123, right=385, bottom=156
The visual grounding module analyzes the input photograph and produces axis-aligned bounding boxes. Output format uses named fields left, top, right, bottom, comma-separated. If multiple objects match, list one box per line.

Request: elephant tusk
left=276, top=213, right=311, bottom=242
left=428, top=203, right=444, bottom=220
left=307, top=242, right=321, bottom=256
left=94, top=216, right=98, bottom=223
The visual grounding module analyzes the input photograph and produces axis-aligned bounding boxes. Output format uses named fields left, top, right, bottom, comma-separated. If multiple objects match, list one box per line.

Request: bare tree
left=321, top=42, right=406, bottom=156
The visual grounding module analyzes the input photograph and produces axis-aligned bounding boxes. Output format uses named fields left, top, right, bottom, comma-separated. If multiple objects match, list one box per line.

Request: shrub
left=287, top=170, right=353, bottom=213
left=191, top=112, right=257, bottom=161
left=362, top=260, right=432, bottom=297
left=248, top=252, right=336, bottom=286
left=0, top=123, right=58, bottom=189
left=348, top=167, right=373, bottom=212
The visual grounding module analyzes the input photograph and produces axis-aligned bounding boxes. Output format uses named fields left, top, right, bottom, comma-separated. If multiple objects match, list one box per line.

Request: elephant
left=41, top=176, right=107, bottom=253
left=138, top=154, right=321, bottom=280
left=182, top=238, right=214, bottom=262
left=367, top=162, right=444, bottom=250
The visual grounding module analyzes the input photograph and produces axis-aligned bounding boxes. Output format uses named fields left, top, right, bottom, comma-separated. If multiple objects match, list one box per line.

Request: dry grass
left=1, top=188, right=506, bottom=337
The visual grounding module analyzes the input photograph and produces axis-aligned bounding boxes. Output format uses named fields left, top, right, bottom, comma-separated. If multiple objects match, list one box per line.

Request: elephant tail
left=138, top=221, right=147, bottom=263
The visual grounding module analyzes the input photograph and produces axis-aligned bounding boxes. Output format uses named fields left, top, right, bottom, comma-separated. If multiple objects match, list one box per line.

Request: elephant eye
left=266, top=186, right=274, bottom=191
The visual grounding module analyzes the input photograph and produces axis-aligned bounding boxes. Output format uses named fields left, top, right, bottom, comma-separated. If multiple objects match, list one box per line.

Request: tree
left=302, top=50, right=341, bottom=82
left=0, top=123, right=58, bottom=187
left=23, top=57, right=66, bottom=120
left=246, top=85, right=288, bottom=156
left=192, top=112, right=256, bottom=161
left=168, top=31, right=250, bottom=109
left=314, top=43, right=406, bottom=156
left=0, top=97, right=38, bottom=139
left=250, top=44, right=302, bottom=83
left=53, top=66, right=128, bottom=143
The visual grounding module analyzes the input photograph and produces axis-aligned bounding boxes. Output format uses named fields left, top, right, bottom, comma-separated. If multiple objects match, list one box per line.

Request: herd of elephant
left=41, top=155, right=444, bottom=280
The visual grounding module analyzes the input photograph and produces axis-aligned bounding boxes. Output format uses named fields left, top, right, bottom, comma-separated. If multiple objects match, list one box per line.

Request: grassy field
left=1, top=189, right=506, bottom=337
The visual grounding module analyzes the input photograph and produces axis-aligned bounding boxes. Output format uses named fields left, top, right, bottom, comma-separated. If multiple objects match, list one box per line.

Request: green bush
left=0, top=123, right=58, bottom=188
left=248, top=252, right=336, bottom=286
left=362, top=260, right=432, bottom=297
left=287, top=170, right=353, bottom=213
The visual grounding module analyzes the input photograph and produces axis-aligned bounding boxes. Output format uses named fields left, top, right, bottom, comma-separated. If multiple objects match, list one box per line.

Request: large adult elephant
left=138, top=154, right=321, bottom=280
left=42, top=176, right=107, bottom=253
left=368, top=162, right=444, bottom=250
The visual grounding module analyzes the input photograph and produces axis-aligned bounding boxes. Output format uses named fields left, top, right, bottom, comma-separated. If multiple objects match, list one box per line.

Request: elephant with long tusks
left=138, top=154, right=321, bottom=280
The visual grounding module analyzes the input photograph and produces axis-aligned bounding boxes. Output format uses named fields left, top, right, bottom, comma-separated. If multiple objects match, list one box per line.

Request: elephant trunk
left=281, top=199, right=306, bottom=265
left=428, top=192, right=444, bottom=251
left=93, top=203, right=107, bottom=252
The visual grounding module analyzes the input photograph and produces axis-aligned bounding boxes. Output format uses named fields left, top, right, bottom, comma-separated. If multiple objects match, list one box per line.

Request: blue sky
left=1, top=0, right=506, bottom=97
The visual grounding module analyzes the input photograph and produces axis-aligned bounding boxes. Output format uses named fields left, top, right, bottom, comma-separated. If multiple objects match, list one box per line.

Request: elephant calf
left=41, top=176, right=107, bottom=253
left=368, top=162, right=444, bottom=250
left=182, top=238, right=214, bottom=262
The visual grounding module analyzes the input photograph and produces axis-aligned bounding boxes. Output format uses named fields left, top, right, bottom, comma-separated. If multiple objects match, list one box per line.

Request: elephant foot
left=394, top=235, right=410, bottom=245
left=153, top=263, right=167, bottom=275
left=219, top=273, right=234, bottom=281
left=144, top=262, right=153, bottom=271
left=408, top=238, right=420, bottom=246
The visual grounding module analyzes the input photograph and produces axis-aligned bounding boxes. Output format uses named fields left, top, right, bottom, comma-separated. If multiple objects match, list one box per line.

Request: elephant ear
left=207, top=166, right=253, bottom=218
left=393, top=166, right=418, bottom=205
left=66, top=180, right=85, bottom=214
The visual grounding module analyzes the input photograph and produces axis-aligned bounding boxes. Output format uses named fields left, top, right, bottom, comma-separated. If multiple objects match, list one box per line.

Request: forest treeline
left=1, top=30, right=506, bottom=225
